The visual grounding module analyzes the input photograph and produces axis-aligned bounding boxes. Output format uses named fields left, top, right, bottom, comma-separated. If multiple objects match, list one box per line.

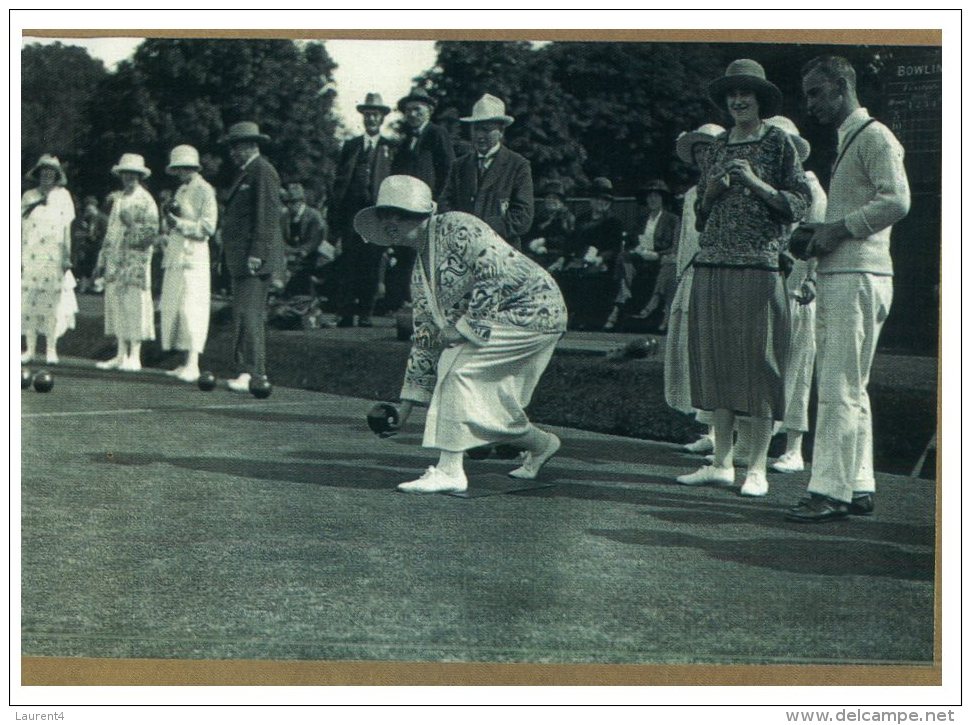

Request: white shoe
left=96, top=357, right=123, bottom=370
left=770, top=452, right=805, bottom=473
left=226, top=373, right=252, bottom=392
left=509, top=432, right=561, bottom=480
left=397, top=466, right=468, bottom=493
left=119, top=357, right=141, bottom=372
left=21, top=351, right=34, bottom=364
left=45, top=352, right=59, bottom=365
left=684, top=435, right=714, bottom=454
left=176, top=367, right=200, bottom=383
left=740, top=470, right=769, bottom=497
left=166, top=366, right=186, bottom=378
left=677, top=465, right=735, bottom=486
left=706, top=452, right=748, bottom=467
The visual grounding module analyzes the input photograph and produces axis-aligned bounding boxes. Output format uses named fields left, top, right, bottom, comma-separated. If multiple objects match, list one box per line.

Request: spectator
left=525, top=179, right=575, bottom=268
left=785, top=56, right=910, bottom=522
left=72, top=195, right=108, bottom=294
left=439, top=94, right=534, bottom=250
left=21, top=154, right=77, bottom=365
left=330, top=92, right=395, bottom=327
left=94, top=153, right=159, bottom=372
left=282, top=182, right=326, bottom=299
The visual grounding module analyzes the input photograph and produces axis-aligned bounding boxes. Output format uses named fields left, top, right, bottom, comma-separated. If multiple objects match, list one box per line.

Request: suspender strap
left=832, top=118, right=877, bottom=176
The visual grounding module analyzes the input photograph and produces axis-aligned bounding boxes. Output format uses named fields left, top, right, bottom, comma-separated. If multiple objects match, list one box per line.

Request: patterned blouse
left=401, top=211, right=568, bottom=403
left=101, top=184, right=159, bottom=290
left=695, top=125, right=811, bottom=269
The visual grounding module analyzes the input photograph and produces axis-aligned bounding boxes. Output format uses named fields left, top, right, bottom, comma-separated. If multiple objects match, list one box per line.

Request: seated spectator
left=72, top=195, right=108, bottom=293
left=629, top=180, right=681, bottom=331
left=281, top=182, right=326, bottom=298
left=524, top=179, right=575, bottom=268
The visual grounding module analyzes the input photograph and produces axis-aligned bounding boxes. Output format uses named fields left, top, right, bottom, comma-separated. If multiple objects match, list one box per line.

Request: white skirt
left=781, top=299, right=816, bottom=432
left=160, top=262, right=211, bottom=353
left=103, top=284, right=155, bottom=341
left=423, top=324, right=561, bottom=452
left=663, top=270, right=694, bottom=414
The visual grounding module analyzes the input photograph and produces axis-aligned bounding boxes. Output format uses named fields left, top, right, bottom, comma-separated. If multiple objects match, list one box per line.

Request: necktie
left=477, top=156, right=488, bottom=183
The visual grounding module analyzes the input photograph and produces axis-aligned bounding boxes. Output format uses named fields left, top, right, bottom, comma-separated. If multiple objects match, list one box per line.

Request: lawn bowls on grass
left=249, top=375, right=273, bottom=399
left=197, top=371, right=217, bottom=392
left=32, top=370, right=54, bottom=393
left=366, top=403, right=400, bottom=437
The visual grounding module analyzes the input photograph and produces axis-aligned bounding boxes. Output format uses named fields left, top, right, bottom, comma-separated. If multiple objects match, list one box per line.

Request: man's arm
left=842, top=130, right=911, bottom=239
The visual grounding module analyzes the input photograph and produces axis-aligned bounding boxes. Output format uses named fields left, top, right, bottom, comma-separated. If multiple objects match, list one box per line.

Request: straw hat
left=764, top=116, right=811, bottom=163
left=590, top=177, right=614, bottom=200
left=219, top=121, right=271, bottom=145
left=166, top=145, right=201, bottom=174
left=26, top=154, right=67, bottom=185
left=397, top=87, right=437, bottom=112
left=356, top=92, right=391, bottom=115
left=708, top=59, right=782, bottom=118
left=353, top=175, right=437, bottom=246
left=675, top=123, right=726, bottom=164
left=459, top=94, right=514, bottom=126
left=111, top=153, right=151, bottom=179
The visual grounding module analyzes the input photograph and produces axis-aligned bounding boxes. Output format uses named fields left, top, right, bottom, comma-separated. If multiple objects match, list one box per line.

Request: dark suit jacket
left=390, top=122, right=455, bottom=199
left=632, top=209, right=681, bottom=256
left=287, top=205, right=326, bottom=260
left=330, top=134, right=395, bottom=236
left=438, top=145, right=534, bottom=247
left=221, top=154, right=285, bottom=280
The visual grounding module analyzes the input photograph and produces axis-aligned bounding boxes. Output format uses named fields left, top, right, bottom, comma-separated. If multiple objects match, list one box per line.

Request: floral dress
left=21, top=186, right=75, bottom=334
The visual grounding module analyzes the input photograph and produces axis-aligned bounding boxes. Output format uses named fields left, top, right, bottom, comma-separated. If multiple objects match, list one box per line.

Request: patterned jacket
left=401, top=211, right=568, bottom=403
left=100, top=184, right=159, bottom=290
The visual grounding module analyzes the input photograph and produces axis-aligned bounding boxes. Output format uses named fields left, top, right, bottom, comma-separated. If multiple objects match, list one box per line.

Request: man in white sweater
left=786, top=56, right=911, bottom=523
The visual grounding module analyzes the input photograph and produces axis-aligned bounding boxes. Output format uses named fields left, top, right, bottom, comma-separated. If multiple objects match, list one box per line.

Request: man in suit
left=439, top=94, right=534, bottom=250
left=218, top=121, right=286, bottom=391
left=384, top=86, right=455, bottom=312
left=281, top=182, right=327, bottom=299
left=330, top=93, right=395, bottom=327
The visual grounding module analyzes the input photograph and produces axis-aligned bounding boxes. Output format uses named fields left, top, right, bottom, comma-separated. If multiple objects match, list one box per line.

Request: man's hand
left=247, top=256, right=263, bottom=275
left=809, top=220, right=851, bottom=256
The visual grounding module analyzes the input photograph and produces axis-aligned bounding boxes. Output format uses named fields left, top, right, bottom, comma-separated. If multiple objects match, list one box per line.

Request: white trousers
left=808, top=273, right=893, bottom=502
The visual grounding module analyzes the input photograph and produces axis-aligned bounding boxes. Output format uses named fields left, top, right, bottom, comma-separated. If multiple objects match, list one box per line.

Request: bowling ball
left=467, top=445, right=492, bottom=460
left=32, top=370, right=54, bottom=393
left=367, top=403, right=400, bottom=436
left=625, top=338, right=652, bottom=359
left=21, top=368, right=32, bottom=389
left=249, top=375, right=273, bottom=399
left=197, top=371, right=217, bottom=392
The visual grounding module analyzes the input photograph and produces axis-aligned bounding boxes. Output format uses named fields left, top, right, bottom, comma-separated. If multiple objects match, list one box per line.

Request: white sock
left=437, top=450, right=465, bottom=477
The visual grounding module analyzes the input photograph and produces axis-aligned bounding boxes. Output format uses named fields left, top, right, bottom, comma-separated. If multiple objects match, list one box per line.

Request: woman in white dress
left=94, top=154, right=159, bottom=372
left=21, top=155, right=77, bottom=364
left=354, top=176, right=568, bottom=494
left=159, top=145, right=218, bottom=383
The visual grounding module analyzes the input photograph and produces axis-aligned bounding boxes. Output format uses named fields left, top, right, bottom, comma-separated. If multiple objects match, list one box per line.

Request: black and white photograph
left=12, top=8, right=957, bottom=714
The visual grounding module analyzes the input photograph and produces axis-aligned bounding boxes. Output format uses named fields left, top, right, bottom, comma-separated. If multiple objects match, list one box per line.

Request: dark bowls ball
left=197, top=371, right=217, bottom=392
left=32, top=370, right=54, bottom=393
left=249, top=375, right=273, bottom=399
left=367, top=403, right=400, bottom=436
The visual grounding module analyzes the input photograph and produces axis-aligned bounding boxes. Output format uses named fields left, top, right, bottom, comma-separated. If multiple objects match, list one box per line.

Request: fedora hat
left=590, top=177, right=614, bottom=200
left=353, top=175, right=436, bottom=247
left=220, top=121, right=271, bottom=145
left=539, top=179, right=567, bottom=199
left=764, top=116, right=811, bottom=163
left=459, top=94, right=514, bottom=126
left=111, top=153, right=151, bottom=179
left=708, top=59, right=782, bottom=118
left=675, top=123, right=726, bottom=164
left=636, top=179, right=672, bottom=203
left=166, top=144, right=201, bottom=174
left=26, top=154, right=67, bottom=185
left=397, top=86, right=437, bottom=112
left=357, top=92, right=391, bottom=115
left=284, top=182, right=305, bottom=202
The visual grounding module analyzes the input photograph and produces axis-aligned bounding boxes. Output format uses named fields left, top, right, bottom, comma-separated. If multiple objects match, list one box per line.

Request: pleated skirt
left=423, top=324, right=561, bottom=451
left=687, top=266, right=789, bottom=421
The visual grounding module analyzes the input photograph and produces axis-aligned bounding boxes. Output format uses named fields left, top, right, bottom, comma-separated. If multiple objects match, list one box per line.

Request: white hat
left=764, top=116, right=811, bottom=163
left=111, top=153, right=152, bottom=179
left=26, top=154, right=67, bottom=186
left=675, top=123, right=726, bottom=165
left=166, top=145, right=201, bottom=174
left=459, top=94, right=514, bottom=126
left=353, top=175, right=436, bottom=246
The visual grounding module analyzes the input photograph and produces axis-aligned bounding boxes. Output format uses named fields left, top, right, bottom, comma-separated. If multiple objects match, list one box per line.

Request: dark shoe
left=336, top=316, right=355, bottom=328
left=848, top=493, right=875, bottom=516
left=357, top=317, right=373, bottom=328
left=784, top=494, right=849, bottom=523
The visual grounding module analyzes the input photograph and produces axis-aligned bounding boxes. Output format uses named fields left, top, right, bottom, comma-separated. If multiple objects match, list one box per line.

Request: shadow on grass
left=587, top=527, right=934, bottom=581
left=202, top=409, right=361, bottom=427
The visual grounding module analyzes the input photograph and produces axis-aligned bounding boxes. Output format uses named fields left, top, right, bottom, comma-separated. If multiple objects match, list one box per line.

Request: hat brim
left=26, top=163, right=67, bottom=186
left=357, top=104, right=391, bottom=115
left=220, top=133, right=271, bottom=145
left=676, top=130, right=722, bottom=165
left=708, top=75, right=782, bottom=118
left=112, top=166, right=151, bottom=179
left=459, top=115, right=514, bottom=126
left=166, top=163, right=200, bottom=175
left=353, top=203, right=436, bottom=247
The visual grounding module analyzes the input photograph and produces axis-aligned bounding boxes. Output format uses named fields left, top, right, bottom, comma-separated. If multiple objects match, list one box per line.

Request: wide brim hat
left=397, top=87, right=437, bottom=112
left=675, top=123, right=727, bottom=164
left=356, top=92, right=391, bottom=115
left=708, top=58, right=782, bottom=118
left=353, top=175, right=437, bottom=247
left=220, top=121, right=271, bottom=145
left=590, top=177, right=614, bottom=200
left=111, top=153, right=152, bottom=179
left=26, top=154, right=67, bottom=185
left=459, top=93, right=514, bottom=126
left=764, top=115, right=811, bottom=163
left=166, top=144, right=201, bottom=174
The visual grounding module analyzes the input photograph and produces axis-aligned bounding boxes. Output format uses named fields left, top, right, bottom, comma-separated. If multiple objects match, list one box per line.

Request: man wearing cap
left=218, top=121, right=286, bottom=392
left=386, top=87, right=455, bottom=313
left=438, top=94, right=534, bottom=250
left=282, top=182, right=326, bottom=299
left=785, top=56, right=910, bottom=523
left=330, top=93, right=395, bottom=326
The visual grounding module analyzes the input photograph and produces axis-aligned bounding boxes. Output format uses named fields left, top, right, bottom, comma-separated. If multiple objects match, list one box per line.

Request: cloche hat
left=708, top=59, right=782, bottom=118
left=166, top=145, right=201, bottom=174
left=675, top=123, right=726, bottom=164
left=353, top=175, right=437, bottom=246
left=764, top=116, right=811, bottom=163
left=459, top=94, right=514, bottom=126
left=26, top=154, right=67, bottom=185
left=111, top=153, right=152, bottom=179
